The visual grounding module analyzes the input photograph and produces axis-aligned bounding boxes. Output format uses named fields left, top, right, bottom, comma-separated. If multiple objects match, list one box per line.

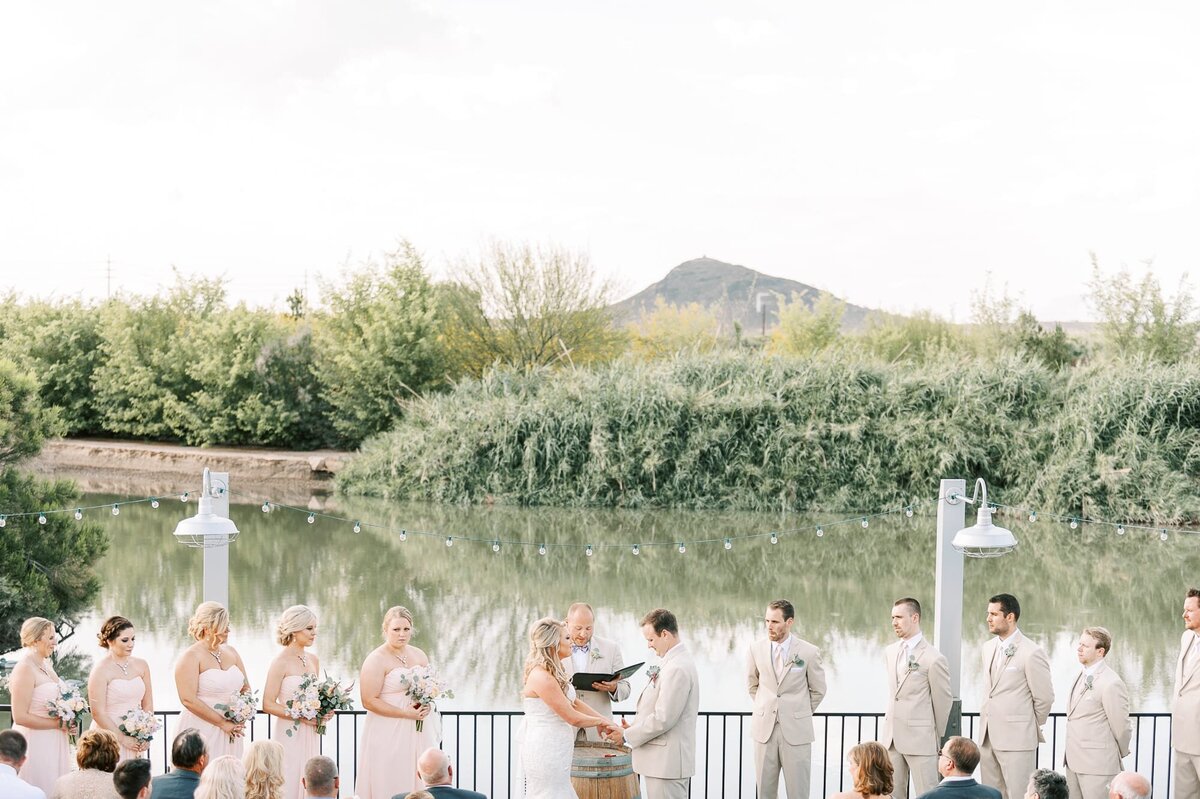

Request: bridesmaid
left=354, top=606, right=438, bottom=799
left=9, top=617, right=73, bottom=796
left=87, top=614, right=155, bottom=761
left=263, top=605, right=323, bottom=799
left=175, top=601, right=254, bottom=759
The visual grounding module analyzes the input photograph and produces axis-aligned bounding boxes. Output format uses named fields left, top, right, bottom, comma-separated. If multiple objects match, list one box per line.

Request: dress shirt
left=572, top=644, right=590, bottom=674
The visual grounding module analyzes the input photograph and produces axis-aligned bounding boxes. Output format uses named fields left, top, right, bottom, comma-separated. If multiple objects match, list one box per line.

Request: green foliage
left=854, top=311, right=968, bottom=363
left=768, top=292, right=845, bottom=356
left=628, top=297, right=724, bottom=359
left=0, top=359, right=64, bottom=467
left=1088, top=256, right=1199, bottom=362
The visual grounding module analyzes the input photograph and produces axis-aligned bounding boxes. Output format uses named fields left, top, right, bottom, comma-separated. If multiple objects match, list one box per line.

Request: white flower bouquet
left=118, top=708, right=162, bottom=755
left=47, top=680, right=89, bottom=745
left=285, top=672, right=354, bottom=736
left=397, top=665, right=453, bottom=732
left=214, top=688, right=259, bottom=742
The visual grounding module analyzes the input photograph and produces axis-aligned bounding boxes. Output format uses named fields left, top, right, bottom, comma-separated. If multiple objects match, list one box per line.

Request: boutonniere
left=906, top=656, right=920, bottom=673
left=1083, top=675, right=1094, bottom=693
left=590, top=647, right=602, bottom=662
left=789, top=655, right=805, bottom=669
left=1002, top=643, right=1016, bottom=661
left=647, top=666, right=661, bottom=684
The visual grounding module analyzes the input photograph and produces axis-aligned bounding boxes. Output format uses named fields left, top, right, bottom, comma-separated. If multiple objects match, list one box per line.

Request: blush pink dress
left=353, top=667, right=440, bottom=799
left=272, top=674, right=321, bottom=799
left=176, top=666, right=248, bottom=760
left=90, top=676, right=147, bottom=762
left=13, top=681, right=73, bottom=796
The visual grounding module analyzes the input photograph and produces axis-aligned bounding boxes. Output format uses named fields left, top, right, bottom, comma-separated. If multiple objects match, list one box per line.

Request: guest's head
left=765, top=600, right=795, bottom=643
left=1108, top=771, right=1151, bottom=799
left=188, top=601, right=230, bottom=647
left=98, top=615, right=135, bottom=649
left=847, top=741, right=893, bottom=798
left=76, top=728, right=121, bottom=772
left=0, top=729, right=28, bottom=769
left=114, top=757, right=153, bottom=799
left=171, top=728, right=209, bottom=773
left=939, top=736, right=980, bottom=777
left=20, top=616, right=56, bottom=655
left=405, top=792, right=436, bottom=799
left=243, top=740, right=285, bottom=799
left=641, top=608, right=680, bottom=657
left=565, top=602, right=595, bottom=647
left=302, top=756, right=339, bottom=798
left=276, top=605, right=318, bottom=647
left=416, top=747, right=454, bottom=787
left=195, top=755, right=245, bottom=799
left=987, top=593, right=1020, bottom=636
left=382, top=606, right=415, bottom=648
left=1025, top=769, right=1067, bottom=799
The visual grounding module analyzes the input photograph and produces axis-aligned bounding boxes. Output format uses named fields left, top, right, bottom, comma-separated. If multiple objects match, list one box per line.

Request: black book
left=571, top=661, right=645, bottom=691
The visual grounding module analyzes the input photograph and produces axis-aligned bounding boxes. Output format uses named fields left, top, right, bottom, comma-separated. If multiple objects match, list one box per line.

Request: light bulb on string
left=306, top=513, right=316, bottom=525
left=445, top=536, right=454, bottom=547
left=492, top=540, right=501, bottom=553
left=74, top=508, right=83, bottom=521
left=1029, top=511, right=1037, bottom=522
left=769, top=532, right=778, bottom=545
left=538, top=543, right=547, bottom=556
left=38, top=513, right=47, bottom=525
left=631, top=543, right=640, bottom=555
left=0, top=515, right=6, bottom=527
left=1117, top=525, right=1125, bottom=536
left=723, top=537, right=733, bottom=550
left=399, top=530, right=407, bottom=542
left=150, top=498, right=159, bottom=509
left=261, top=501, right=271, bottom=513
left=1160, top=529, right=1168, bottom=542
left=180, top=492, right=189, bottom=503
left=816, top=526, right=824, bottom=538
left=1069, top=518, right=1078, bottom=530
left=585, top=544, right=594, bottom=557
left=353, top=521, right=361, bottom=534
left=905, top=506, right=914, bottom=518
left=111, top=504, right=120, bottom=516
left=861, top=517, right=869, bottom=528
left=677, top=542, right=686, bottom=554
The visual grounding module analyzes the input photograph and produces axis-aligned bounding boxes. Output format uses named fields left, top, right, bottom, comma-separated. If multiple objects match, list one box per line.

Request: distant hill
left=610, top=257, right=875, bottom=333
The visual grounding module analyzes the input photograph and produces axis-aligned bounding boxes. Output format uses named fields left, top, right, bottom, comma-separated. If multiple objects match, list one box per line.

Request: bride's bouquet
left=214, top=688, right=259, bottom=742
left=46, top=680, right=89, bottom=745
left=397, top=666, right=453, bottom=732
left=118, top=708, right=161, bottom=755
left=284, top=672, right=355, bottom=736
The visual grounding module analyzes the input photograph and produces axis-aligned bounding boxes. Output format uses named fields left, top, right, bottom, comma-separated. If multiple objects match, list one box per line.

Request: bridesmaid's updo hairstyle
left=381, top=606, right=414, bottom=636
left=20, top=617, right=54, bottom=647
left=276, top=605, right=317, bottom=646
left=188, top=601, right=230, bottom=646
left=98, top=615, right=134, bottom=649
left=523, top=617, right=570, bottom=696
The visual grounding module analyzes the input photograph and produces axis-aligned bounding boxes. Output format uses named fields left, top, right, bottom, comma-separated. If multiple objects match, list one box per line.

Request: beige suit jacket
left=977, top=631, right=1054, bottom=751
left=880, top=637, right=952, bottom=756
left=561, top=635, right=631, bottom=741
left=1063, top=661, right=1131, bottom=774
left=1172, top=631, right=1200, bottom=755
left=747, top=635, right=827, bottom=746
left=624, top=642, right=700, bottom=780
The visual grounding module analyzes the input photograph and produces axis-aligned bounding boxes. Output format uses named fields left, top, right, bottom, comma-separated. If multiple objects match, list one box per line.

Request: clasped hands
left=599, top=716, right=630, bottom=744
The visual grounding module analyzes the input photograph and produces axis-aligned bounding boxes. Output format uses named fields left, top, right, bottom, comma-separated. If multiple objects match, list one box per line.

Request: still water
left=43, top=490, right=1200, bottom=714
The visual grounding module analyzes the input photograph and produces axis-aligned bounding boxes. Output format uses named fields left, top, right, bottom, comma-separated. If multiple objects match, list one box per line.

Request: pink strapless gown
left=272, top=675, right=321, bottom=799
left=91, top=676, right=147, bottom=762
left=176, top=666, right=248, bottom=759
left=353, top=667, right=440, bottom=799
left=13, top=681, right=73, bottom=796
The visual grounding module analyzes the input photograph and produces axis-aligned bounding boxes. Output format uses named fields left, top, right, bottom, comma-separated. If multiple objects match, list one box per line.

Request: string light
left=445, top=536, right=454, bottom=547
left=111, top=504, right=120, bottom=516
left=180, top=492, right=189, bottom=502
left=677, top=542, right=686, bottom=554
left=38, top=514, right=47, bottom=525
left=816, top=526, right=824, bottom=537
left=261, top=501, right=271, bottom=513
left=1069, top=518, right=1078, bottom=529
left=723, top=537, right=733, bottom=550
left=861, top=517, right=869, bottom=528
left=74, top=508, right=83, bottom=521
left=538, top=543, right=547, bottom=556
left=399, top=530, right=407, bottom=542
left=1160, top=529, right=1169, bottom=542
left=1117, top=525, right=1125, bottom=536
left=585, top=544, right=594, bottom=557
left=306, top=513, right=315, bottom=525
left=353, top=521, right=362, bottom=534
left=1029, top=511, right=1037, bottom=522
left=492, top=540, right=501, bottom=553
left=905, top=506, right=914, bottom=518
left=631, top=543, right=640, bottom=555
left=769, top=532, right=778, bottom=545
left=150, top=498, right=159, bottom=509
left=0, top=516, right=6, bottom=527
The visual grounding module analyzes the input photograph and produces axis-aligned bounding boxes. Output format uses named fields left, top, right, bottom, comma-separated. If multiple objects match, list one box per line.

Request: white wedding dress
left=520, top=685, right=579, bottom=799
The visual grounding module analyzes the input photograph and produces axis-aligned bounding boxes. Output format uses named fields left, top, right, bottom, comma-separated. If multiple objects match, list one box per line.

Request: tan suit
left=881, top=636, right=952, bottom=799
left=1172, top=631, right=1200, bottom=799
left=561, top=635, right=631, bottom=742
left=624, top=642, right=700, bottom=799
left=1062, top=661, right=1130, bottom=799
left=747, top=635, right=827, bottom=799
left=977, top=631, right=1054, bottom=799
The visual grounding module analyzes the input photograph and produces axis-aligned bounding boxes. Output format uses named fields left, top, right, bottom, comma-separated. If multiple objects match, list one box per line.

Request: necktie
left=897, top=645, right=908, bottom=679
left=774, top=644, right=786, bottom=675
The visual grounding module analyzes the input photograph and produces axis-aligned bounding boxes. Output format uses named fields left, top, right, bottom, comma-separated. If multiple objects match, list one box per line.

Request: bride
left=520, top=617, right=616, bottom=799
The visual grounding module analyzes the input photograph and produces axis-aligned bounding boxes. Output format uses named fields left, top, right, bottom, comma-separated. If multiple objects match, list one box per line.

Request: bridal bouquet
left=397, top=665, right=453, bottom=732
left=214, top=688, right=259, bottom=742
left=118, top=708, right=161, bottom=755
left=285, top=672, right=355, bottom=736
left=47, top=680, right=89, bottom=745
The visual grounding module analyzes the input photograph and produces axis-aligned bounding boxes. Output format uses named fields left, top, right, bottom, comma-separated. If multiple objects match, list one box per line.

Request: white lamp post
left=173, top=468, right=239, bottom=607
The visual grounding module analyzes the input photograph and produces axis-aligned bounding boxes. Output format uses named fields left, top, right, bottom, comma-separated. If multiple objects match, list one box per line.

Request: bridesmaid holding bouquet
left=9, top=617, right=73, bottom=795
left=87, top=615, right=156, bottom=761
left=263, top=605, right=323, bottom=799
left=175, top=601, right=254, bottom=759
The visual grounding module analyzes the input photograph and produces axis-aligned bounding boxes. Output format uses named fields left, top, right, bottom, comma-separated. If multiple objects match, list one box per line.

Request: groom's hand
left=620, top=717, right=630, bottom=729
left=607, top=727, right=625, bottom=745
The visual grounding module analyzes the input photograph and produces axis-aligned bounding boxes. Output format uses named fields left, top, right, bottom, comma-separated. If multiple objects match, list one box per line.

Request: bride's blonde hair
left=523, top=617, right=570, bottom=696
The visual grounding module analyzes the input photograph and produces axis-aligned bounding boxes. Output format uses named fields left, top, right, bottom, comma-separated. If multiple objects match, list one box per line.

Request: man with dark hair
left=114, top=758, right=153, bottom=799
left=303, top=756, right=340, bottom=798
left=883, top=597, right=952, bottom=799
left=1174, top=587, right=1200, bottom=798
left=1064, top=626, right=1130, bottom=799
left=607, top=608, right=699, bottom=799
left=747, top=598, right=827, bottom=799
left=915, top=737, right=1001, bottom=799
left=1025, top=769, right=1068, bottom=799
left=151, top=728, right=208, bottom=799
left=0, top=730, right=45, bottom=799
left=978, top=593, right=1054, bottom=799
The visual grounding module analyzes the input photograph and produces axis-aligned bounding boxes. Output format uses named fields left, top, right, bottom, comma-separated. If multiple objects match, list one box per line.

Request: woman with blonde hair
left=49, top=728, right=121, bottom=799
left=9, top=617, right=73, bottom=795
left=355, top=606, right=439, bottom=799
left=519, top=617, right=615, bottom=799
left=262, top=606, right=323, bottom=799
left=87, top=614, right=155, bottom=762
left=243, top=740, right=285, bottom=799
left=194, top=755, right=247, bottom=799
left=831, top=741, right=895, bottom=799
left=175, top=602, right=254, bottom=760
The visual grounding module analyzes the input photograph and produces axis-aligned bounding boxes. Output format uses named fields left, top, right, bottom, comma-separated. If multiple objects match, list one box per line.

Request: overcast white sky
left=2, top=2, right=1197, bottom=321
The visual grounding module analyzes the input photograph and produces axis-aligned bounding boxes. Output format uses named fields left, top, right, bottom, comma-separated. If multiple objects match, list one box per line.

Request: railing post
left=935, top=478, right=966, bottom=740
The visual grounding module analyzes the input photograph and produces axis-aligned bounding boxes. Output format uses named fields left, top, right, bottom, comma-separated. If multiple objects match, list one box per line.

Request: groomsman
left=1063, top=626, right=1130, bottom=799
left=977, top=593, right=1054, bottom=799
left=882, top=597, right=952, bottom=799
left=747, top=599, right=827, bottom=799
left=561, top=602, right=631, bottom=741
left=608, top=608, right=699, bottom=799
left=1173, top=588, right=1200, bottom=799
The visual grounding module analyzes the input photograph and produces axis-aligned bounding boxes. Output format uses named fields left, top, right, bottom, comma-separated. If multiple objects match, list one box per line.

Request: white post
left=202, top=471, right=232, bottom=608
left=934, top=478, right=966, bottom=738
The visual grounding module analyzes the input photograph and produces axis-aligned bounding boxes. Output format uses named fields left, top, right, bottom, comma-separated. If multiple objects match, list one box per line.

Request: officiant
left=562, top=602, right=631, bottom=741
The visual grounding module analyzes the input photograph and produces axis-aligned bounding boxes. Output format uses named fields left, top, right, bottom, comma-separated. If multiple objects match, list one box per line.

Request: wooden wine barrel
left=571, top=741, right=640, bottom=799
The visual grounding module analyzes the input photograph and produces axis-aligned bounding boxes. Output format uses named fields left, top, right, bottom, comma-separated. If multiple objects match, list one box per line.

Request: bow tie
left=572, top=645, right=590, bottom=653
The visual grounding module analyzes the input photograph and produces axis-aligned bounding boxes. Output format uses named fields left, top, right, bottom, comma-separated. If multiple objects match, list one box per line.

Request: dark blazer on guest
left=392, top=785, right=489, bottom=799
left=916, top=777, right=1004, bottom=799
left=151, top=768, right=201, bottom=799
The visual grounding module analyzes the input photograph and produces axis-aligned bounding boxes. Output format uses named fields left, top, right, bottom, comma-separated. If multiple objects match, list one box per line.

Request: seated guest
left=50, top=728, right=120, bottom=799
left=1107, top=772, right=1150, bottom=799
left=114, top=759, right=153, bottom=799
left=302, top=757, right=339, bottom=799
left=401, top=748, right=486, bottom=799
left=831, top=741, right=894, bottom=799
left=916, top=737, right=1002, bottom=799
left=153, top=728, right=208, bottom=799
left=1025, top=770, right=1068, bottom=799
left=194, top=755, right=244, bottom=799
left=405, top=793, right=435, bottom=799
left=0, top=729, right=47, bottom=799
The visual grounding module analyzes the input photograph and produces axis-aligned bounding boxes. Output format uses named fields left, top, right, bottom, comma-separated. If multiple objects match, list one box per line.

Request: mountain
left=610, top=257, right=874, bottom=333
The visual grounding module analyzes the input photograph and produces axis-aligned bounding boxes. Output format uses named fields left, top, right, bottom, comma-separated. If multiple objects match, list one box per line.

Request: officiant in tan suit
left=1062, top=626, right=1130, bottom=799
left=561, top=602, right=631, bottom=742
left=977, top=593, right=1054, bottom=799
left=747, top=598, right=827, bottom=799
left=881, top=597, right=951, bottom=799
left=608, top=608, right=699, bottom=799
left=1173, top=588, right=1200, bottom=799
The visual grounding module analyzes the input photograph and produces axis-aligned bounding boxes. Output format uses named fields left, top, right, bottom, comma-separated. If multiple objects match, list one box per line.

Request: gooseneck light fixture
left=950, top=477, right=1017, bottom=558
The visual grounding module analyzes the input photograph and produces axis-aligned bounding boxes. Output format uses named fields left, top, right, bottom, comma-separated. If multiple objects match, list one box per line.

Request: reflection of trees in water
left=89, top=495, right=1199, bottom=709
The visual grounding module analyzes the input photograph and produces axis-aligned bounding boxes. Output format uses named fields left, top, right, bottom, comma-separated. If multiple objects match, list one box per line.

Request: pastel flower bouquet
left=398, top=665, right=453, bottom=732
left=285, top=673, right=355, bottom=736
left=215, top=688, right=259, bottom=742
left=47, top=680, right=89, bottom=745
left=118, top=708, right=162, bottom=755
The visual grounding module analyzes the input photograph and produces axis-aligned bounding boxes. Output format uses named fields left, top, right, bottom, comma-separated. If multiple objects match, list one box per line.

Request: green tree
left=1088, top=256, right=1199, bottom=362
left=768, top=292, right=845, bottom=356
left=628, top=297, right=724, bottom=359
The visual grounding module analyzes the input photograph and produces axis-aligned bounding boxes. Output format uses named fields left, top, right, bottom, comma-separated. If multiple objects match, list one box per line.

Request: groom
left=607, top=608, right=700, bottom=799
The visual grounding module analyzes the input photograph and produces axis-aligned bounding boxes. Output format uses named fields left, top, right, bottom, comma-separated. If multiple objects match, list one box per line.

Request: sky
left=2, top=2, right=1198, bottom=321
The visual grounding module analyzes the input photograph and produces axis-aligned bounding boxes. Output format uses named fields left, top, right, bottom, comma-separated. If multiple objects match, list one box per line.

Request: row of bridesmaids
left=8, top=602, right=442, bottom=799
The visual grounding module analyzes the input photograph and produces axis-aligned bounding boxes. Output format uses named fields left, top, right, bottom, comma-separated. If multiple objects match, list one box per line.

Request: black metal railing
left=1, top=707, right=1176, bottom=798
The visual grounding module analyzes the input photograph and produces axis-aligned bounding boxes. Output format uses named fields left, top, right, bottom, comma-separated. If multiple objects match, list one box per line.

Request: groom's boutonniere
left=590, top=647, right=602, bottom=662
left=906, top=656, right=920, bottom=673
left=789, top=655, right=805, bottom=669
left=646, top=666, right=661, bottom=684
